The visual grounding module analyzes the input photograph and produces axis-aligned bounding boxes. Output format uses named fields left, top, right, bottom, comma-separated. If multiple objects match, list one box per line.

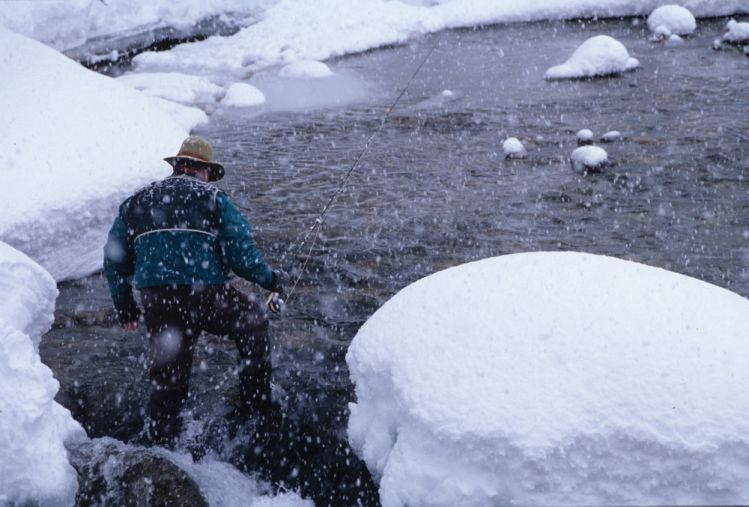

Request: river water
left=42, top=17, right=749, bottom=505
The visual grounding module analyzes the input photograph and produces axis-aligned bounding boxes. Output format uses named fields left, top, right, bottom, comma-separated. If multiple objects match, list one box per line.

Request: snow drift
left=0, top=241, right=85, bottom=505
left=347, top=251, right=749, bottom=507
left=545, top=35, right=639, bottom=80
left=0, top=26, right=204, bottom=281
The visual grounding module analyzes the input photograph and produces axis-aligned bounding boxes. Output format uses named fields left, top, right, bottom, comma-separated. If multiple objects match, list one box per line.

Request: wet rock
left=70, top=438, right=207, bottom=507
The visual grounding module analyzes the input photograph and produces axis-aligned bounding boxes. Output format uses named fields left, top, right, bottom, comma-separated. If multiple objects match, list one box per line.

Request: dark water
left=42, top=17, right=749, bottom=505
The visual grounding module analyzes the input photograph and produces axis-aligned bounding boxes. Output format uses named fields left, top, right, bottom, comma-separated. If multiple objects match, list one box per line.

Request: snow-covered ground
left=347, top=252, right=749, bottom=507
left=0, top=26, right=205, bottom=281
left=0, top=241, right=85, bottom=505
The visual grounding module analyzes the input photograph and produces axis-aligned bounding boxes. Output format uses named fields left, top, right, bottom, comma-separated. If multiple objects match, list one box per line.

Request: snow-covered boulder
left=647, top=5, right=697, bottom=37
left=724, top=19, right=749, bottom=44
left=600, top=130, right=624, bottom=143
left=347, top=252, right=749, bottom=507
left=117, top=72, right=224, bottom=105
left=0, top=241, right=85, bottom=505
left=666, top=33, right=685, bottom=45
left=502, top=137, right=527, bottom=159
left=0, top=26, right=204, bottom=281
left=222, top=82, right=267, bottom=107
left=576, top=128, right=594, bottom=145
left=571, top=145, right=608, bottom=171
left=279, top=60, right=333, bottom=79
left=545, top=35, right=639, bottom=80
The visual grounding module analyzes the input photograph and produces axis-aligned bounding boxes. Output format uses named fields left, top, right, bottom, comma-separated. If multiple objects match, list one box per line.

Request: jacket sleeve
left=216, top=191, right=275, bottom=289
left=103, top=204, right=140, bottom=324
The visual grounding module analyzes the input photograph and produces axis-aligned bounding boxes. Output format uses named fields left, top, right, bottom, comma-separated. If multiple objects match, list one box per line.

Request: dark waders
left=140, top=284, right=271, bottom=446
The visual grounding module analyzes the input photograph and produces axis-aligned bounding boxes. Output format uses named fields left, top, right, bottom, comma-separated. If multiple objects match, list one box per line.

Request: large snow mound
left=0, top=26, right=204, bottom=281
left=347, top=252, right=749, bottom=507
left=647, top=5, right=698, bottom=36
left=0, top=241, right=85, bottom=505
left=546, top=35, right=639, bottom=80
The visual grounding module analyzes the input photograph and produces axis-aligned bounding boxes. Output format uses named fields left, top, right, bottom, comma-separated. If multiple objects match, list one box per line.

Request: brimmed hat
left=164, top=136, right=225, bottom=182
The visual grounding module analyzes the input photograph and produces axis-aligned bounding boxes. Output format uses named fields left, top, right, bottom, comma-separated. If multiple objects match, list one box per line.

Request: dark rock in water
left=70, top=439, right=207, bottom=507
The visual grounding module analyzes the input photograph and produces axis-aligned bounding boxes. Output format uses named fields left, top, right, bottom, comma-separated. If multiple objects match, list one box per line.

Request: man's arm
left=103, top=206, right=140, bottom=326
left=216, top=192, right=276, bottom=289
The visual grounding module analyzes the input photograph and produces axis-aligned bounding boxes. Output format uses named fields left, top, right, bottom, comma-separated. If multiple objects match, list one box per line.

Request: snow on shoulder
left=545, top=35, right=639, bottom=80
left=647, top=5, right=697, bottom=37
left=279, top=60, right=333, bottom=79
left=0, top=241, right=85, bottom=505
left=347, top=252, right=749, bottom=507
left=0, top=26, right=203, bottom=281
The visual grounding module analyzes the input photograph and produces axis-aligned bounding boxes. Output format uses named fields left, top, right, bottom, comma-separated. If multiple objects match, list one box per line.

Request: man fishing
left=103, top=136, right=285, bottom=447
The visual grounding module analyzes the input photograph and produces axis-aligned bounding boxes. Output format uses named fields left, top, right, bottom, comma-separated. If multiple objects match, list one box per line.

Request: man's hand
left=122, top=321, right=139, bottom=331
left=267, top=270, right=287, bottom=314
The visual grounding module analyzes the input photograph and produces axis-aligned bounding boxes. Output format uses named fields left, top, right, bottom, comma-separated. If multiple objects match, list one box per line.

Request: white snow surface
left=117, top=72, right=224, bottom=104
left=572, top=145, right=609, bottom=170
left=129, top=0, right=748, bottom=80
left=222, top=82, right=268, bottom=106
left=546, top=35, right=639, bottom=80
left=647, top=5, right=698, bottom=36
left=724, top=19, right=749, bottom=42
left=279, top=60, right=333, bottom=79
left=0, top=241, right=85, bottom=505
left=502, top=137, right=527, bottom=158
left=347, top=251, right=749, bottom=507
left=0, top=26, right=204, bottom=281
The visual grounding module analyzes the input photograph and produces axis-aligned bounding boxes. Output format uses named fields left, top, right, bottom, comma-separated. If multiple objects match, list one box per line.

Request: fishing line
left=282, top=34, right=441, bottom=304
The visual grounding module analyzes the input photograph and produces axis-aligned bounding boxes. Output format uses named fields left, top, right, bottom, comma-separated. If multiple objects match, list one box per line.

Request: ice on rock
left=347, top=252, right=749, bottom=507
left=502, top=137, right=527, bottom=159
left=600, top=130, right=624, bottom=143
left=545, top=35, right=639, bottom=80
left=724, top=19, right=749, bottom=43
left=221, top=82, right=267, bottom=107
left=647, top=5, right=697, bottom=36
left=116, top=72, right=224, bottom=104
left=576, top=128, right=594, bottom=145
left=279, top=60, right=333, bottom=79
left=0, top=241, right=86, bottom=505
left=571, top=145, right=608, bottom=171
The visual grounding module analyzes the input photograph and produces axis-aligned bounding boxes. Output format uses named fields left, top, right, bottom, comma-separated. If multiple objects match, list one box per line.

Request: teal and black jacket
left=104, top=174, right=274, bottom=323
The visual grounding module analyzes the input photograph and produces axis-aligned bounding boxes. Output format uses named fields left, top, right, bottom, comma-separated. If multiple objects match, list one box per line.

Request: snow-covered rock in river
left=502, top=137, right=527, bottom=159
left=279, top=60, right=333, bottom=79
left=0, top=26, right=204, bottom=281
left=347, top=251, right=749, bottom=507
left=600, top=130, right=624, bottom=142
left=666, top=33, right=685, bottom=45
left=571, top=145, right=608, bottom=171
left=0, top=241, right=85, bottom=505
left=222, top=82, right=267, bottom=107
left=545, top=35, right=639, bottom=80
left=117, top=72, right=224, bottom=104
left=576, top=128, right=594, bottom=145
left=723, top=19, right=749, bottom=44
left=647, top=5, right=697, bottom=36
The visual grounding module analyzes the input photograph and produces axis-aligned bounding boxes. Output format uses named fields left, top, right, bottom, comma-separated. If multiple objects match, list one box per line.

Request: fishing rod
left=271, top=34, right=442, bottom=310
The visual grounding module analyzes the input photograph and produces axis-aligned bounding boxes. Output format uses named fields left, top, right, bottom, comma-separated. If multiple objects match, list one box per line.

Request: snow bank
left=724, top=19, right=749, bottom=43
left=130, top=0, right=747, bottom=80
left=117, top=72, right=224, bottom=104
left=545, top=35, right=639, bottom=80
left=0, top=241, right=85, bottom=505
left=347, top=252, right=749, bottom=507
left=222, top=82, right=267, bottom=106
left=0, top=26, right=205, bottom=281
left=647, top=5, right=697, bottom=36
left=279, top=60, right=333, bottom=79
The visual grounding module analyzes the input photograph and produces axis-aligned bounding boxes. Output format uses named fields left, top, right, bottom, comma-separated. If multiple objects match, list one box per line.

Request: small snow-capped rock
left=441, top=89, right=455, bottom=97
left=650, top=25, right=672, bottom=42
left=502, top=137, right=527, bottom=159
left=576, top=129, right=594, bottom=145
left=221, top=82, right=266, bottom=107
left=571, top=145, right=608, bottom=172
left=713, top=39, right=724, bottom=50
left=647, top=5, right=697, bottom=36
left=545, top=35, right=639, bottom=80
left=667, top=34, right=685, bottom=46
left=723, top=19, right=749, bottom=44
left=279, top=60, right=333, bottom=79
left=601, top=131, right=624, bottom=143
